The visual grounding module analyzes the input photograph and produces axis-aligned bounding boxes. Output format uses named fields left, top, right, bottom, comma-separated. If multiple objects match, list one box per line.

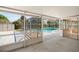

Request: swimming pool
left=42, top=27, right=57, bottom=32
left=32, top=27, right=58, bottom=32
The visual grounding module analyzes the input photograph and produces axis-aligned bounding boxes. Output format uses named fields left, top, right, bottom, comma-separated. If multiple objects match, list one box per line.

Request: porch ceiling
left=4, top=6, right=79, bottom=18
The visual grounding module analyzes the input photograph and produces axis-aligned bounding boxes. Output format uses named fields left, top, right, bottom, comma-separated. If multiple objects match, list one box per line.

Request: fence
left=0, top=24, right=14, bottom=31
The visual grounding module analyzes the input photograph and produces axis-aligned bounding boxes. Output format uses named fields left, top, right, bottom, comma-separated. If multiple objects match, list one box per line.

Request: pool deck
left=13, top=30, right=79, bottom=52
left=0, top=30, right=79, bottom=52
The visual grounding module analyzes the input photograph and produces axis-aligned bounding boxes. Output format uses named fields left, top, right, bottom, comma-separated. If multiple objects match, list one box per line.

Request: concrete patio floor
left=12, top=30, right=79, bottom=52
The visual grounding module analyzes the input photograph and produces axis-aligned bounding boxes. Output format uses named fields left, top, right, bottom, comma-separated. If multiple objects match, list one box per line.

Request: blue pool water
left=42, top=27, right=57, bottom=32
left=32, top=27, right=58, bottom=32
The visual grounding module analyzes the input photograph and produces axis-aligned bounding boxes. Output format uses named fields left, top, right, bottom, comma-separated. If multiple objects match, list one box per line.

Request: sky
left=0, top=11, right=32, bottom=22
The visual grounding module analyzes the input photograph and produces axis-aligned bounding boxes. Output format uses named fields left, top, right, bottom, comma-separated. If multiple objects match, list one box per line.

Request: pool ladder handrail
left=18, top=32, right=32, bottom=42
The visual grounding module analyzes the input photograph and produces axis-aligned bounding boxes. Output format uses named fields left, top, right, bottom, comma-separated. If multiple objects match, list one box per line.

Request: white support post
left=41, top=16, right=43, bottom=40
left=13, top=24, right=17, bottom=43
left=30, top=20, right=31, bottom=37
left=23, top=12, right=26, bottom=47
left=77, top=16, right=78, bottom=40
left=59, top=20, right=60, bottom=30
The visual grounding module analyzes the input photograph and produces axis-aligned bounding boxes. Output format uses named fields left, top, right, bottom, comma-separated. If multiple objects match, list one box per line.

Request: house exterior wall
left=0, top=24, right=14, bottom=31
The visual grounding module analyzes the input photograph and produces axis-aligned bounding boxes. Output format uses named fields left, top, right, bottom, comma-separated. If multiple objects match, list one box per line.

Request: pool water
left=42, top=27, right=57, bottom=32
left=32, top=27, right=58, bottom=32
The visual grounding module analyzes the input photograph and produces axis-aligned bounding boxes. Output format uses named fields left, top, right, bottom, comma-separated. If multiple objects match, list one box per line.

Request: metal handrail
left=18, top=33, right=32, bottom=42
left=25, top=33, right=32, bottom=39
left=18, top=37, right=24, bottom=42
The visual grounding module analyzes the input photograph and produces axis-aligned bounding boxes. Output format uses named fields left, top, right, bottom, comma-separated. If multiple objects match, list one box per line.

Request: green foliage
left=47, top=21, right=51, bottom=27
left=13, top=20, right=21, bottom=29
left=0, top=14, right=9, bottom=23
left=47, top=20, right=59, bottom=28
left=12, top=16, right=24, bottom=29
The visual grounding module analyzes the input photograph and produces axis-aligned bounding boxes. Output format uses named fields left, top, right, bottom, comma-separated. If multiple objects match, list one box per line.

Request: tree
left=47, top=21, right=51, bottom=27
left=0, top=14, right=9, bottom=23
left=12, top=16, right=25, bottom=29
left=13, top=20, right=21, bottom=29
left=54, top=21, right=59, bottom=28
